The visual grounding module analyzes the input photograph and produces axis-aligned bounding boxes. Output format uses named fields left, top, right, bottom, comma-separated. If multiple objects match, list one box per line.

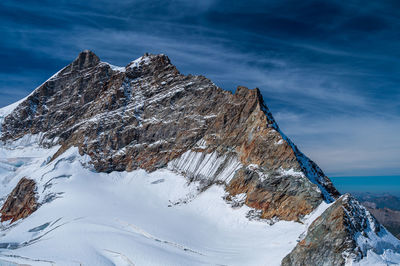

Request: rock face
left=282, top=194, right=400, bottom=266
left=0, top=178, right=38, bottom=223
left=226, top=168, right=321, bottom=221
left=0, top=50, right=339, bottom=222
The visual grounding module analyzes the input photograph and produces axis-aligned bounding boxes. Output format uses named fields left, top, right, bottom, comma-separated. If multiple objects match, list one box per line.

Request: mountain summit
left=0, top=51, right=399, bottom=265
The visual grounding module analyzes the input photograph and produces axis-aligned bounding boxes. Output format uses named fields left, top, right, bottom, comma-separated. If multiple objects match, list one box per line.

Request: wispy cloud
left=0, top=0, right=399, bottom=176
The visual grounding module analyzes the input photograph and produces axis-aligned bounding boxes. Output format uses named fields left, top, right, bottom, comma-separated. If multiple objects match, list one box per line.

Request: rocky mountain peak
left=0, top=51, right=340, bottom=222
left=70, top=49, right=100, bottom=71
left=235, top=85, right=261, bottom=99
left=0, top=51, right=399, bottom=265
left=234, top=86, right=276, bottom=125
left=127, top=53, right=171, bottom=68
left=125, top=53, right=178, bottom=79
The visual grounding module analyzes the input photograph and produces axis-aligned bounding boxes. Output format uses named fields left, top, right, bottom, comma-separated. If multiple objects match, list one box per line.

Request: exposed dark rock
left=0, top=178, right=38, bottom=223
left=226, top=168, right=322, bottom=221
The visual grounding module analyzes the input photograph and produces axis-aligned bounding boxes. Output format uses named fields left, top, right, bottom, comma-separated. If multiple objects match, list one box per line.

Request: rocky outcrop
left=0, top=178, right=38, bottom=223
left=281, top=194, right=400, bottom=266
left=0, top=50, right=339, bottom=221
left=226, top=168, right=321, bottom=221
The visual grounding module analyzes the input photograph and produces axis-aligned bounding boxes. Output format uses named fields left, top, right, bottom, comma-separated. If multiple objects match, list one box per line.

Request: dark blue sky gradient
left=0, top=0, right=399, bottom=176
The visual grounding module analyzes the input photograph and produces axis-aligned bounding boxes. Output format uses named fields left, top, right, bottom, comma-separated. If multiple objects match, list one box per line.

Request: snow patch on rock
left=102, top=62, right=126, bottom=73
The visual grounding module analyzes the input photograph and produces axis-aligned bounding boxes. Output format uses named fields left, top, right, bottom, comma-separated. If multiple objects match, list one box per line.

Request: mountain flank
left=0, top=50, right=399, bottom=265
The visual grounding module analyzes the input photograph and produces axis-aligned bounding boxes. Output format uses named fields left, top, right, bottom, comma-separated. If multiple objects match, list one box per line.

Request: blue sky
left=0, top=0, right=399, bottom=176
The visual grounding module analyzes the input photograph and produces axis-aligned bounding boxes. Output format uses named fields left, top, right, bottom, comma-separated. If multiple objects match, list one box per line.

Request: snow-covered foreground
left=1, top=98, right=399, bottom=265
left=0, top=135, right=331, bottom=266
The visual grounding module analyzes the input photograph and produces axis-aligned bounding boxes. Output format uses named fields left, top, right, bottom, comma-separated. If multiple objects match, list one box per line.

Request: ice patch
left=278, top=168, right=305, bottom=178
left=127, top=55, right=151, bottom=69
left=194, top=139, right=207, bottom=149
left=103, top=62, right=126, bottom=73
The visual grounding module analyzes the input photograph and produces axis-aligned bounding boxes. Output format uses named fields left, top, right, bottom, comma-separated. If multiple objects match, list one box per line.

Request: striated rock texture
left=0, top=178, right=38, bottom=223
left=281, top=194, right=400, bottom=266
left=1, top=50, right=339, bottom=222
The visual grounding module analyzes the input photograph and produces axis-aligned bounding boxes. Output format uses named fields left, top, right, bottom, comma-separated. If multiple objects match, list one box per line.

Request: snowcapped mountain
left=0, top=50, right=399, bottom=265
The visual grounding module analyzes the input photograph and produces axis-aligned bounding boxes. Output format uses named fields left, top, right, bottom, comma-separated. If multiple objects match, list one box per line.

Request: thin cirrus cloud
left=0, top=0, right=399, bottom=176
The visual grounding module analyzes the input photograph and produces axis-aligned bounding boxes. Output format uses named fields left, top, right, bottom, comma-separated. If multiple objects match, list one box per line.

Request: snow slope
left=0, top=128, right=333, bottom=265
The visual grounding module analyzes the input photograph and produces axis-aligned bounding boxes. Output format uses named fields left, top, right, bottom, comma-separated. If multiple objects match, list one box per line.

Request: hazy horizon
left=331, top=175, right=400, bottom=197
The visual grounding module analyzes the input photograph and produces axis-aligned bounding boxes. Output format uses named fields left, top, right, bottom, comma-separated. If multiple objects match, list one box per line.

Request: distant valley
left=354, top=193, right=400, bottom=240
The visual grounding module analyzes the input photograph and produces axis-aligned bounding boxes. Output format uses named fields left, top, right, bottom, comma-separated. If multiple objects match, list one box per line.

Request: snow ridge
left=260, top=102, right=336, bottom=202
left=341, top=195, right=400, bottom=265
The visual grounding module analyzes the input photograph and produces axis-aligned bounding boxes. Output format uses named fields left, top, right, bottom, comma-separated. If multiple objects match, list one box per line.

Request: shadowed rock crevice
left=0, top=178, right=38, bottom=223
